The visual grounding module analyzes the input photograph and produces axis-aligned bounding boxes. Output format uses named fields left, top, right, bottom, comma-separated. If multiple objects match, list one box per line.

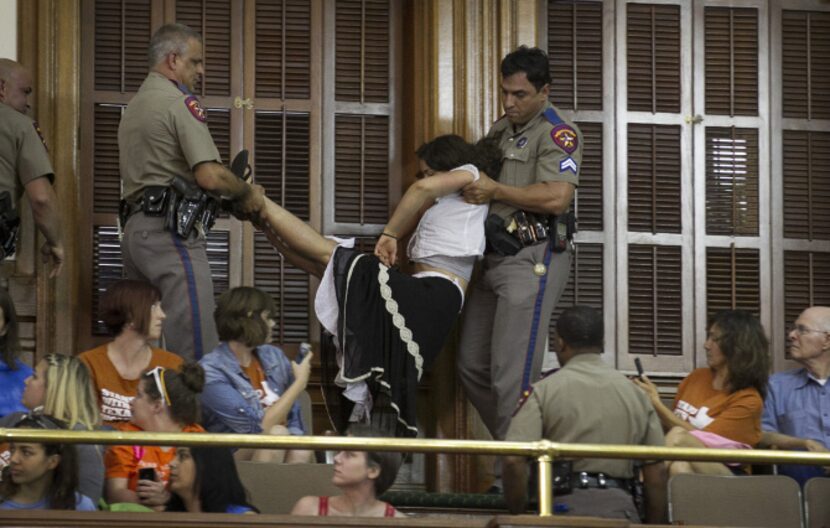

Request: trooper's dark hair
left=557, top=305, right=603, bottom=350
left=500, top=46, right=551, bottom=91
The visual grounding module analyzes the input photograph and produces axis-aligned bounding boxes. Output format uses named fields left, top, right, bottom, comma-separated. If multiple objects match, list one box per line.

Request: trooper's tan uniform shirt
left=506, top=353, right=665, bottom=478
left=457, top=101, right=584, bottom=441
left=0, top=102, right=54, bottom=209
left=486, top=101, right=582, bottom=220
left=118, top=71, right=221, bottom=361
left=119, top=71, right=220, bottom=203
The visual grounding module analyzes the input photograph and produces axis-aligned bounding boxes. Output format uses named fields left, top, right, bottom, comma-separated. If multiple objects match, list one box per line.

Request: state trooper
left=459, top=46, right=581, bottom=446
left=119, top=24, right=263, bottom=360
left=0, top=59, right=64, bottom=277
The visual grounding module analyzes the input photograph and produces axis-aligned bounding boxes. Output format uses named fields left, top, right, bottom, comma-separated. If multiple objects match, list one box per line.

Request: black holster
left=484, top=210, right=577, bottom=257
left=0, top=192, right=19, bottom=260
left=168, top=176, right=217, bottom=238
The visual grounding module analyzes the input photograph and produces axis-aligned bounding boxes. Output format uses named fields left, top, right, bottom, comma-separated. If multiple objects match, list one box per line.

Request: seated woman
left=291, top=424, right=403, bottom=518
left=0, top=289, right=32, bottom=418
left=255, top=135, right=501, bottom=436
left=200, top=286, right=313, bottom=463
left=104, top=362, right=204, bottom=510
left=634, top=309, right=770, bottom=476
left=79, top=280, right=182, bottom=426
left=166, top=446, right=257, bottom=514
left=0, top=414, right=96, bottom=511
left=0, top=354, right=104, bottom=503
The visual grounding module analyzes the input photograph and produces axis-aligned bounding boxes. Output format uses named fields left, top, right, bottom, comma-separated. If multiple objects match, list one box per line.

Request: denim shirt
left=199, top=343, right=305, bottom=436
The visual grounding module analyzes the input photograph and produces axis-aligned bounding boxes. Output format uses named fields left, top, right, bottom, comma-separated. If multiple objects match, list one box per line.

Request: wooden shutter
left=255, top=0, right=312, bottom=99
left=784, top=250, right=830, bottom=335
left=334, top=115, right=389, bottom=224
left=705, top=247, right=760, bottom=319
left=574, top=122, right=603, bottom=231
left=92, top=105, right=124, bottom=214
left=549, top=243, right=604, bottom=349
left=547, top=0, right=603, bottom=111
left=626, top=3, right=681, bottom=113
left=705, top=127, right=759, bottom=236
left=627, top=124, right=681, bottom=233
left=782, top=11, right=830, bottom=120
left=335, top=0, right=390, bottom=103
left=94, top=0, right=151, bottom=92
left=253, top=111, right=311, bottom=343
left=704, top=7, right=758, bottom=116
left=175, top=0, right=233, bottom=97
left=628, top=245, right=683, bottom=356
left=91, top=226, right=123, bottom=335
left=783, top=131, right=830, bottom=240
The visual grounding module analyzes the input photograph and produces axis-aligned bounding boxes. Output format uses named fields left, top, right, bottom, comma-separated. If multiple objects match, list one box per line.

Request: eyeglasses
left=145, top=366, right=171, bottom=406
left=789, top=324, right=829, bottom=336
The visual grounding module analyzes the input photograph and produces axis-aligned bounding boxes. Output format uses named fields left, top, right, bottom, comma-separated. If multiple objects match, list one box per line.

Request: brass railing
left=3, top=428, right=829, bottom=517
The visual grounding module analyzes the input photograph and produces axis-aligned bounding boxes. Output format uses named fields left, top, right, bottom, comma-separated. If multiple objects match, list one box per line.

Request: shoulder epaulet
left=544, top=108, right=578, bottom=155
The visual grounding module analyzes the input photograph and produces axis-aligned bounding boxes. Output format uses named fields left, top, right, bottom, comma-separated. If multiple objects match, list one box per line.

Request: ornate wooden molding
left=17, top=0, right=81, bottom=358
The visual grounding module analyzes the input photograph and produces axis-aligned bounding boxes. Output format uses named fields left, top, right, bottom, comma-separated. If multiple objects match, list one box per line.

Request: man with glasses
left=759, top=306, right=830, bottom=485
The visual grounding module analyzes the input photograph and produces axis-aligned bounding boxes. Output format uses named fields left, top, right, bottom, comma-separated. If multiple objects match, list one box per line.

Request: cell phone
left=295, top=342, right=311, bottom=364
left=634, top=357, right=645, bottom=380
left=138, top=467, right=156, bottom=481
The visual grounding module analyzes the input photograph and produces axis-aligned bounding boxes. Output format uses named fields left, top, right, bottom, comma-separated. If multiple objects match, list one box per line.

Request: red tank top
left=317, top=496, right=396, bottom=517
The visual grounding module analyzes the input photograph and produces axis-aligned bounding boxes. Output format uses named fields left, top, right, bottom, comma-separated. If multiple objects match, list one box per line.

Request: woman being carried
left=254, top=135, right=501, bottom=436
left=104, top=362, right=204, bottom=510
left=634, top=309, right=770, bottom=475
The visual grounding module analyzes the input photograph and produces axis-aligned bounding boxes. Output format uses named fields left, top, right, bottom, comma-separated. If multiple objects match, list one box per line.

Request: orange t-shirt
left=673, top=368, right=763, bottom=447
left=242, top=356, right=267, bottom=408
left=78, top=344, right=183, bottom=425
left=104, top=422, right=204, bottom=491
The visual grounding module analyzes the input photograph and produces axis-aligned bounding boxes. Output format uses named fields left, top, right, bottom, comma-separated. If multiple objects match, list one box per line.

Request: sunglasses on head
left=145, top=366, right=172, bottom=406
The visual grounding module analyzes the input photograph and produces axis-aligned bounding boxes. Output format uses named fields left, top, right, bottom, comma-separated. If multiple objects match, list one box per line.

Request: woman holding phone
left=104, top=362, right=204, bottom=510
left=199, top=287, right=313, bottom=463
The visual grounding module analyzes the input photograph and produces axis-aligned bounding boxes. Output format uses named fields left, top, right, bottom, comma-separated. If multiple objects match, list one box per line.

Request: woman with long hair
left=634, top=309, right=771, bottom=475
left=253, top=135, right=502, bottom=436
left=79, top=279, right=182, bottom=426
left=0, top=289, right=32, bottom=418
left=104, top=362, right=204, bottom=510
left=0, top=414, right=96, bottom=511
left=200, top=286, right=313, bottom=463
left=291, top=424, right=403, bottom=518
left=166, top=446, right=257, bottom=514
left=0, top=354, right=104, bottom=502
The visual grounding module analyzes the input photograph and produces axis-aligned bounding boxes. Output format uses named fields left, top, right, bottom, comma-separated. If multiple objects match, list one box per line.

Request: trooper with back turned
left=119, top=23, right=263, bottom=361
left=0, top=59, right=64, bottom=277
left=503, top=306, right=667, bottom=522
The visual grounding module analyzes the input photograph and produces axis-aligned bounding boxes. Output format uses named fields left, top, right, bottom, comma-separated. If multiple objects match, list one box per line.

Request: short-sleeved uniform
left=78, top=343, right=183, bottom=426
left=458, top=101, right=582, bottom=440
left=507, top=353, right=664, bottom=519
left=0, top=103, right=54, bottom=263
left=118, top=72, right=222, bottom=360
